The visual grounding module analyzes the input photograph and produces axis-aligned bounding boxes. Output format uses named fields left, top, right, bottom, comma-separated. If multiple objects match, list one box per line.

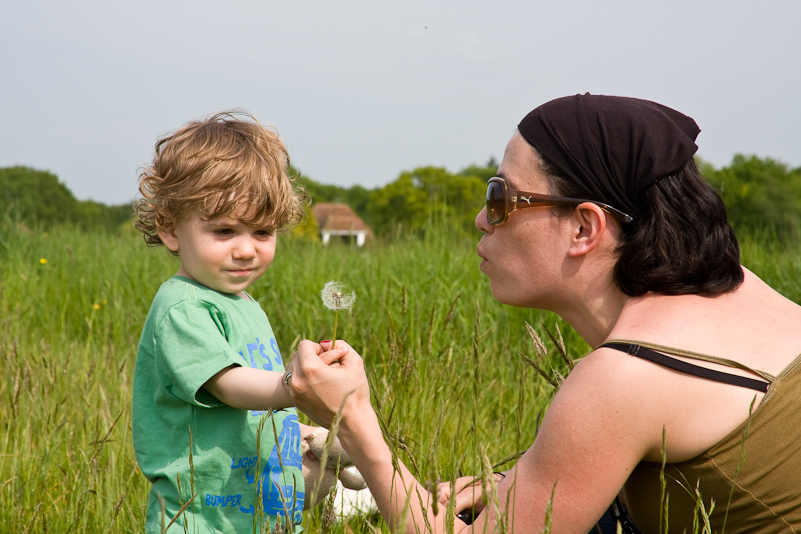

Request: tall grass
left=1, top=221, right=798, bottom=532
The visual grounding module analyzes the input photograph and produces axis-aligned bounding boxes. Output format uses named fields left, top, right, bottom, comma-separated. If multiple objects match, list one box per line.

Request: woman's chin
left=489, top=284, right=518, bottom=307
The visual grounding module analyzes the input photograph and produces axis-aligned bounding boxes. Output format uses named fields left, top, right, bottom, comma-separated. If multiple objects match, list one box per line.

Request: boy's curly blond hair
left=135, top=110, right=306, bottom=250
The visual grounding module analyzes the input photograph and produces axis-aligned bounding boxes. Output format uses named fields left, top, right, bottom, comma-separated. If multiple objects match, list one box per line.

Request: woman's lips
left=477, top=248, right=488, bottom=270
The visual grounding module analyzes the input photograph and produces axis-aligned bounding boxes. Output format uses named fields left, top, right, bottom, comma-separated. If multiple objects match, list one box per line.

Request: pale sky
left=1, top=1, right=799, bottom=205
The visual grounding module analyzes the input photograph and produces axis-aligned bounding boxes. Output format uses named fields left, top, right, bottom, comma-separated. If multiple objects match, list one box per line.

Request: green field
left=2, top=222, right=800, bottom=533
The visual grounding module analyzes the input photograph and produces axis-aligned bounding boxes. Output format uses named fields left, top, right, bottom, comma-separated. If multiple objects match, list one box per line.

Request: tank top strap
left=601, top=339, right=775, bottom=392
left=604, top=339, right=775, bottom=382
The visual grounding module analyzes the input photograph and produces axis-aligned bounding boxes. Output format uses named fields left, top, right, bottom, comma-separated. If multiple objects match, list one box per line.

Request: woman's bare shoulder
left=559, top=344, right=764, bottom=462
left=544, top=349, right=679, bottom=459
left=609, top=270, right=801, bottom=372
left=508, top=349, right=665, bottom=531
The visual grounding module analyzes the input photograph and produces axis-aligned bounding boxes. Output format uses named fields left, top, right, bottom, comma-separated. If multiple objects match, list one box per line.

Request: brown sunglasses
left=485, top=177, right=635, bottom=226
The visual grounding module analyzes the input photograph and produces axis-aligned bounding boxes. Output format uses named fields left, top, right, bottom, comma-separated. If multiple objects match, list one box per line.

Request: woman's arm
left=288, top=340, right=654, bottom=534
left=288, top=341, right=457, bottom=532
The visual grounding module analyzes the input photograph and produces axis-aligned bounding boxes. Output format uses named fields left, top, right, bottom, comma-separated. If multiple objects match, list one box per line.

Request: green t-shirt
left=133, top=276, right=304, bottom=534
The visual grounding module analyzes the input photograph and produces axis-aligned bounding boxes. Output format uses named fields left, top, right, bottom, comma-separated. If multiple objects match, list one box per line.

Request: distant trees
left=1, top=166, right=79, bottom=224
left=296, top=159, right=497, bottom=238
left=364, top=165, right=487, bottom=237
left=1, top=166, right=132, bottom=229
left=4, top=154, right=800, bottom=242
left=702, top=155, right=801, bottom=240
left=296, top=154, right=801, bottom=241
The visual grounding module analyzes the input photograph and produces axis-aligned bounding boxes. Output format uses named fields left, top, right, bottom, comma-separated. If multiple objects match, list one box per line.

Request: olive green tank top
left=604, top=340, right=801, bottom=533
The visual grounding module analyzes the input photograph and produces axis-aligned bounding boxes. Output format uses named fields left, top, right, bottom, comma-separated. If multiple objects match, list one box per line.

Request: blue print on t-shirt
left=262, top=414, right=304, bottom=516
left=239, top=337, right=274, bottom=370
left=259, top=339, right=274, bottom=371
left=270, top=338, right=282, bottom=365
left=237, top=414, right=304, bottom=521
left=236, top=337, right=283, bottom=370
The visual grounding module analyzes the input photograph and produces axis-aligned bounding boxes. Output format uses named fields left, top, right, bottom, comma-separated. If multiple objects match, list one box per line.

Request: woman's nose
left=475, top=206, right=492, bottom=234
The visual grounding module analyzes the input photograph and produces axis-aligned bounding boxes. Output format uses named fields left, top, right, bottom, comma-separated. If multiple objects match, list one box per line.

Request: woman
left=285, top=94, right=801, bottom=533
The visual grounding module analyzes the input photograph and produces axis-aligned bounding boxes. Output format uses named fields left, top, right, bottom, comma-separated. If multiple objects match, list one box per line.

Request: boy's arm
left=203, top=366, right=292, bottom=410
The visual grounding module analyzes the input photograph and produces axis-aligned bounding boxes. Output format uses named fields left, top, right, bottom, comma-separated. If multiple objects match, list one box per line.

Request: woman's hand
left=436, top=475, right=480, bottom=504
left=285, top=339, right=371, bottom=429
left=437, top=473, right=506, bottom=521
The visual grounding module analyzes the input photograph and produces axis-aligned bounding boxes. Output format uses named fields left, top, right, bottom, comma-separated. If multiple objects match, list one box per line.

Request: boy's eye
left=214, top=228, right=234, bottom=236
left=254, top=229, right=275, bottom=238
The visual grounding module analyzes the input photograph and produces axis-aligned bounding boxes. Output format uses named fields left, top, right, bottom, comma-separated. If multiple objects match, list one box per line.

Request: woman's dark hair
left=539, top=153, right=743, bottom=297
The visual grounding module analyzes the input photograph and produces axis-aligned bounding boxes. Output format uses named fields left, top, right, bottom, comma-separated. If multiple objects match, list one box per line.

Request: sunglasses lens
left=486, top=181, right=506, bottom=224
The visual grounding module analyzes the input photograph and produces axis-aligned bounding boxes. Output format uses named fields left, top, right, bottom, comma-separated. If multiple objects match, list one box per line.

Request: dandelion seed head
left=321, top=281, right=356, bottom=311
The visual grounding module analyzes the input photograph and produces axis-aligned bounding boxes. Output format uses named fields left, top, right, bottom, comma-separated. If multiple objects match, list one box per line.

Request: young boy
left=133, top=111, right=309, bottom=533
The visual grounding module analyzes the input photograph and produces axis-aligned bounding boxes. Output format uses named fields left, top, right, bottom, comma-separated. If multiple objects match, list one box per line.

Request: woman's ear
left=567, top=202, right=608, bottom=258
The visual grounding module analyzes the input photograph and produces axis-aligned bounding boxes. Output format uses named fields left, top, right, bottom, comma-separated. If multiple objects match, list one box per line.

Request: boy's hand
left=299, top=424, right=367, bottom=509
left=301, top=444, right=337, bottom=510
left=301, top=424, right=353, bottom=469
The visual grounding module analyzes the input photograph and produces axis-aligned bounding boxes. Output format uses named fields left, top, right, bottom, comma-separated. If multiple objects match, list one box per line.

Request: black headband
left=517, top=93, right=700, bottom=218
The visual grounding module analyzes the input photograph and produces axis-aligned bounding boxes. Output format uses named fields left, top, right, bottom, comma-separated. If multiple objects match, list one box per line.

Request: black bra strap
left=600, top=342, right=769, bottom=393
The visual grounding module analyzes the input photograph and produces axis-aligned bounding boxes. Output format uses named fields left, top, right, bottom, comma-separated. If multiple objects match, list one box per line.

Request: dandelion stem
left=332, top=311, right=339, bottom=350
